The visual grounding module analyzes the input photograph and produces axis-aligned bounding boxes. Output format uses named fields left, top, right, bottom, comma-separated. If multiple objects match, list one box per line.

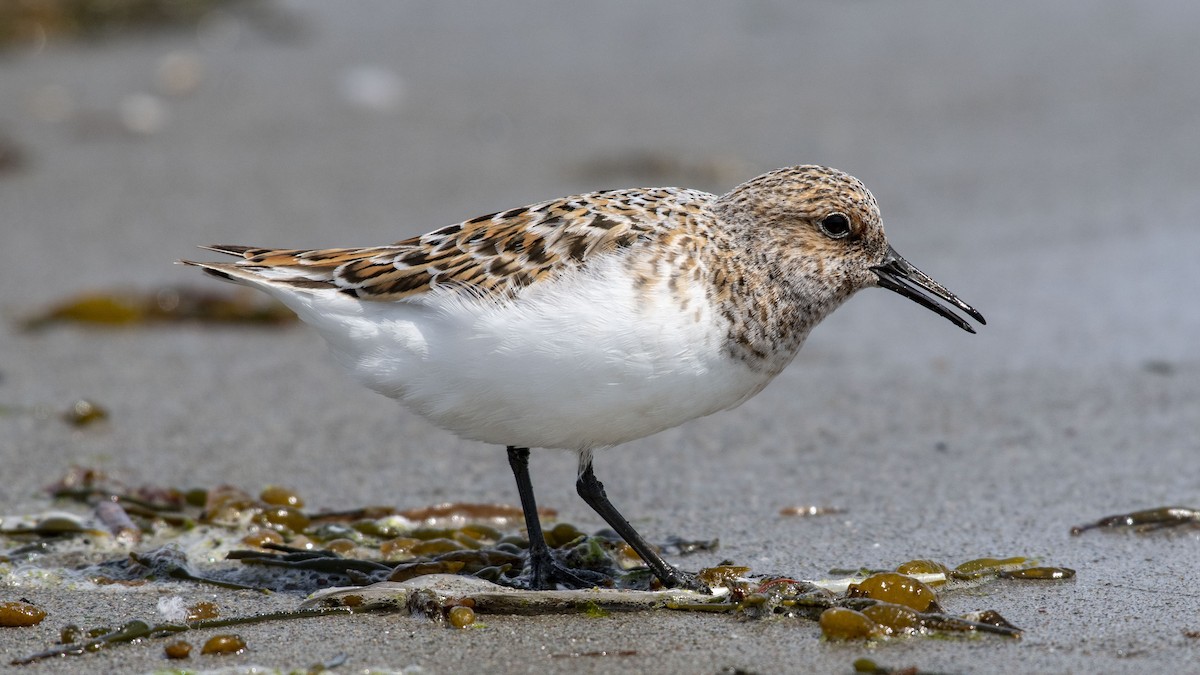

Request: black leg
left=506, top=446, right=597, bottom=590
left=576, top=457, right=710, bottom=593
left=506, top=446, right=553, bottom=588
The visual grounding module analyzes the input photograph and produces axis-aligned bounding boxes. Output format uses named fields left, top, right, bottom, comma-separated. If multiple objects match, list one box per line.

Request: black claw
left=524, top=556, right=609, bottom=591
left=666, top=569, right=712, bottom=594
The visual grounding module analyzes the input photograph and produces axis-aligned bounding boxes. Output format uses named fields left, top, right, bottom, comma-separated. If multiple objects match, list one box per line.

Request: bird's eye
left=818, top=213, right=852, bottom=239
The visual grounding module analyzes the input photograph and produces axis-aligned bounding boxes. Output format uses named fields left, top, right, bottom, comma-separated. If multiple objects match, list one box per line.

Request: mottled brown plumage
left=184, top=165, right=984, bottom=593
left=199, top=187, right=714, bottom=303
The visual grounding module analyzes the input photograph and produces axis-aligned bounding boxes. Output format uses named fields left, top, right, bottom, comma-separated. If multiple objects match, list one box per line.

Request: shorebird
left=184, top=165, right=984, bottom=592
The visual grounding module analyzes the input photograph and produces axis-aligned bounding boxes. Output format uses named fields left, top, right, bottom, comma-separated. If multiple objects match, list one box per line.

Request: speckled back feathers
left=189, top=166, right=890, bottom=376
left=203, top=187, right=717, bottom=303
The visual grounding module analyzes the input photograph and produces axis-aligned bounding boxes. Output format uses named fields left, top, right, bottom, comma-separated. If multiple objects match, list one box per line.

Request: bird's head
left=717, top=165, right=985, bottom=333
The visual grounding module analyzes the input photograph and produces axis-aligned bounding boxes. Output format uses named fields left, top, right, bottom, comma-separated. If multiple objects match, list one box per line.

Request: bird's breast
left=315, top=254, right=779, bottom=450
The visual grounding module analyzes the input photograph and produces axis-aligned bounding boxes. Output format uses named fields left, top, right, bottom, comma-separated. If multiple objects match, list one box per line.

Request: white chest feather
left=275, top=256, right=776, bottom=450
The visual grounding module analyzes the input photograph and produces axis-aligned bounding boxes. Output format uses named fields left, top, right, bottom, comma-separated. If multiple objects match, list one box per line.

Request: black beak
left=871, top=245, right=986, bottom=334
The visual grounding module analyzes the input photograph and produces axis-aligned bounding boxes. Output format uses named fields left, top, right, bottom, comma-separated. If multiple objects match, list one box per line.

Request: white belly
left=276, top=257, right=776, bottom=450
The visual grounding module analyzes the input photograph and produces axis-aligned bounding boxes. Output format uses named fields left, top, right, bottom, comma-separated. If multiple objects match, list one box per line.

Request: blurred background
left=1, top=0, right=1196, bottom=501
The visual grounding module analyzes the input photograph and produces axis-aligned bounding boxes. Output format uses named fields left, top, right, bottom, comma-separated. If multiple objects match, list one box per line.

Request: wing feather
left=187, top=187, right=713, bottom=303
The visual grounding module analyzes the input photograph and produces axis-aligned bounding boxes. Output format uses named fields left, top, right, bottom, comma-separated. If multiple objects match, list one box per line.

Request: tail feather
left=178, top=259, right=265, bottom=285
left=199, top=244, right=259, bottom=257
left=179, top=258, right=339, bottom=292
left=183, top=244, right=417, bottom=299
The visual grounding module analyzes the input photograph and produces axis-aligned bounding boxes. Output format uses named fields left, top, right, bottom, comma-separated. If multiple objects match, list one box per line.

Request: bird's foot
left=523, top=557, right=611, bottom=591
left=659, top=567, right=712, bottom=594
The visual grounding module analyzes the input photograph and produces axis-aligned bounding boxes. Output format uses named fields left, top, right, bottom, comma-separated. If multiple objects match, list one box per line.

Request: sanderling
left=184, top=165, right=985, bottom=592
